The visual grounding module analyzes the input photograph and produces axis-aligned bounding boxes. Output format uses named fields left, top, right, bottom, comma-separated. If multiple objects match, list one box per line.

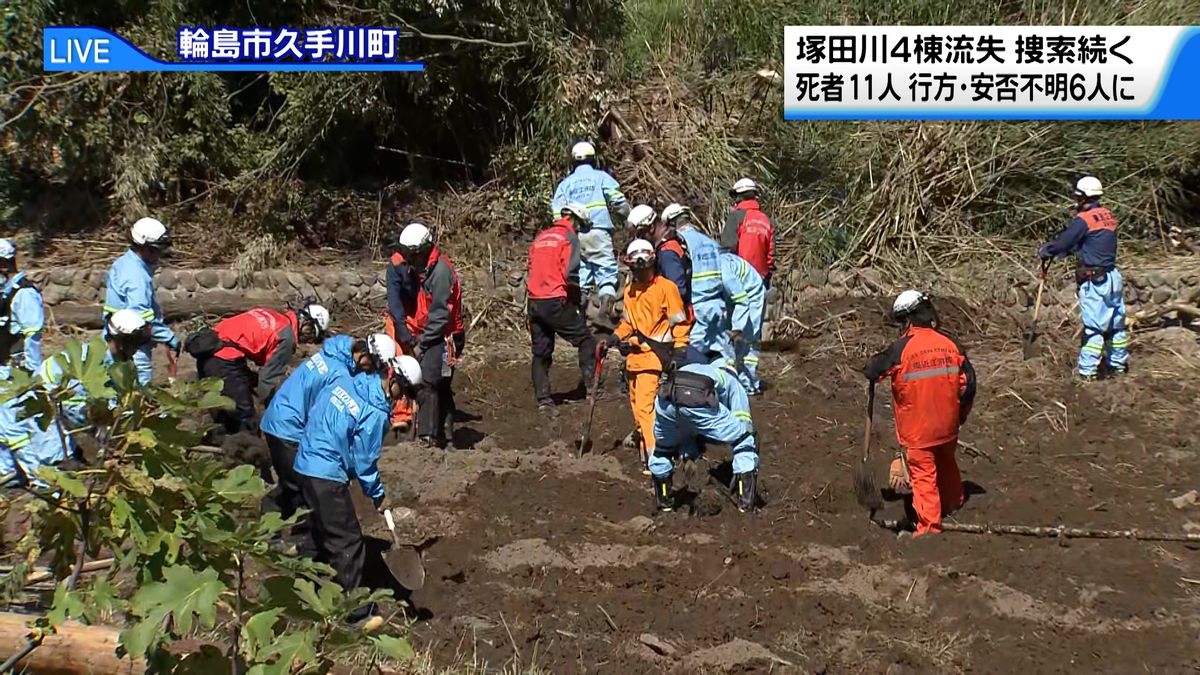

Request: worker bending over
left=863, top=291, right=976, bottom=536
left=550, top=141, right=630, bottom=320
left=651, top=359, right=759, bottom=513
left=599, top=239, right=689, bottom=474
left=527, top=204, right=598, bottom=409
left=720, top=178, right=776, bottom=286
left=261, top=333, right=399, bottom=534
left=0, top=239, right=44, bottom=380
left=1038, top=176, right=1129, bottom=380
left=395, top=223, right=466, bottom=448
left=186, top=303, right=330, bottom=435
left=102, top=217, right=179, bottom=385
left=718, top=251, right=766, bottom=394
left=293, top=355, right=422, bottom=623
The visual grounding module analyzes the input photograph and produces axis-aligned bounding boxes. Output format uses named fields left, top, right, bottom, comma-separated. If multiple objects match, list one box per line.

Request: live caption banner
left=43, top=26, right=424, bottom=72
left=784, top=26, right=1200, bottom=120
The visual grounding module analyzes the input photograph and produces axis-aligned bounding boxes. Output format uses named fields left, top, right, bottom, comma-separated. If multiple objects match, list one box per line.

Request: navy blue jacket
left=1042, top=201, right=1119, bottom=270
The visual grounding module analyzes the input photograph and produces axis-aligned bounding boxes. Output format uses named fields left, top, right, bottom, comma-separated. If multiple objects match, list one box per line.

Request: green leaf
left=246, top=628, right=317, bottom=675
left=126, top=428, right=158, bottom=450
left=212, top=465, right=265, bottom=503
left=240, top=608, right=283, bottom=662
left=48, top=582, right=85, bottom=626
left=41, top=467, right=88, bottom=498
left=130, top=565, right=224, bottom=636
left=372, top=634, right=414, bottom=662
left=292, top=578, right=329, bottom=616
left=121, top=607, right=170, bottom=658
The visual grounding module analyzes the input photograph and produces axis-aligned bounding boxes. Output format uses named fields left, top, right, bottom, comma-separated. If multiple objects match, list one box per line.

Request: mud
left=352, top=297, right=1200, bottom=673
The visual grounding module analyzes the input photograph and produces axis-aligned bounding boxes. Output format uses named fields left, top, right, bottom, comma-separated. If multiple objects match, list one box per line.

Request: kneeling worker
left=293, top=355, right=423, bottom=622
left=863, top=291, right=976, bottom=536
left=261, top=333, right=400, bottom=525
left=651, top=358, right=759, bottom=513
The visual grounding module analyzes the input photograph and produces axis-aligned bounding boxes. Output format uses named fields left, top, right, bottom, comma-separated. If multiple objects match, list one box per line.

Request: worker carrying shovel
left=863, top=291, right=977, bottom=537
left=1038, top=176, right=1129, bottom=381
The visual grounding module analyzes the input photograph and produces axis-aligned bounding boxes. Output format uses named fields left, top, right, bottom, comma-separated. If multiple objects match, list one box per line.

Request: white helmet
left=397, top=222, right=433, bottom=250
left=301, top=303, right=331, bottom=336
left=131, top=217, right=170, bottom=247
left=892, top=289, right=928, bottom=318
left=107, top=308, right=147, bottom=335
left=1074, top=176, right=1103, bottom=198
left=660, top=203, right=689, bottom=223
left=731, top=178, right=759, bottom=195
left=391, top=354, right=423, bottom=388
left=366, top=333, right=398, bottom=362
left=628, top=204, right=657, bottom=230
left=625, top=238, right=656, bottom=268
left=571, top=141, right=596, bottom=161
left=560, top=202, right=591, bottom=224
left=0, top=239, right=15, bottom=260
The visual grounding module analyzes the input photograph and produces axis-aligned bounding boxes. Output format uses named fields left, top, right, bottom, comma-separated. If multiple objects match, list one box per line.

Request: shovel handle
left=384, top=508, right=395, bottom=531
left=861, top=382, right=876, bottom=462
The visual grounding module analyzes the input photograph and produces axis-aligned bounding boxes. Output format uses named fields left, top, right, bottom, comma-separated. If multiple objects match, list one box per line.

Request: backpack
left=661, top=369, right=718, bottom=409
left=184, top=327, right=230, bottom=358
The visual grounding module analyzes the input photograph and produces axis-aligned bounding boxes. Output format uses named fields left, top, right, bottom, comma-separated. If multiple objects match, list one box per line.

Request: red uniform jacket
left=863, top=326, right=976, bottom=449
left=412, top=246, right=464, bottom=349
left=214, top=308, right=298, bottom=398
left=720, top=199, right=775, bottom=280
left=526, top=216, right=581, bottom=301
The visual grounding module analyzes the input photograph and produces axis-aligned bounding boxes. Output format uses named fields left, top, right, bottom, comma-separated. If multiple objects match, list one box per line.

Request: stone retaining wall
left=24, top=259, right=1200, bottom=325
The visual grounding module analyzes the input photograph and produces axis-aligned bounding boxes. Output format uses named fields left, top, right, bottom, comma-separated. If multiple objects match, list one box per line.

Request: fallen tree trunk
left=46, top=290, right=284, bottom=329
left=870, top=517, right=1200, bottom=542
left=0, top=613, right=146, bottom=675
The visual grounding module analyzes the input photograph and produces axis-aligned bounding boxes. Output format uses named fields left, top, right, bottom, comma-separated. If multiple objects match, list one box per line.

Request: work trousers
left=578, top=229, right=619, bottom=300
left=650, top=399, right=757, bottom=478
left=1078, top=268, right=1129, bottom=377
left=201, top=355, right=257, bottom=434
left=297, top=474, right=365, bottom=594
left=689, top=298, right=731, bottom=360
left=417, top=332, right=466, bottom=443
left=265, top=433, right=305, bottom=519
left=905, top=439, right=964, bottom=537
left=529, top=298, right=596, bottom=402
left=627, top=370, right=662, bottom=461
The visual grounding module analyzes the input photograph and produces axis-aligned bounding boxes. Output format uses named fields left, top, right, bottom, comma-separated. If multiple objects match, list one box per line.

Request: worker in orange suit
left=862, top=290, right=977, bottom=537
left=599, top=239, right=691, bottom=475
left=384, top=248, right=420, bottom=431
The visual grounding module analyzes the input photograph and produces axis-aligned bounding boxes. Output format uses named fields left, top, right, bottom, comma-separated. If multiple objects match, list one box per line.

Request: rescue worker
left=527, top=203, right=598, bottom=409
left=1038, top=176, right=1129, bottom=380
left=628, top=204, right=693, bottom=321
left=863, top=291, right=976, bottom=537
left=195, top=303, right=331, bottom=435
left=661, top=204, right=725, bottom=361
left=38, top=309, right=151, bottom=433
left=719, top=251, right=766, bottom=394
left=102, top=217, right=180, bottom=385
left=260, top=333, right=399, bottom=529
left=650, top=358, right=759, bottom=513
left=550, top=141, right=631, bottom=321
left=384, top=245, right=420, bottom=431
left=0, top=239, right=45, bottom=381
left=293, top=355, right=423, bottom=623
left=598, top=239, right=690, bottom=474
left=720, top=178, right=776, bottom=286
left=394, top=222, right=466, bottom=448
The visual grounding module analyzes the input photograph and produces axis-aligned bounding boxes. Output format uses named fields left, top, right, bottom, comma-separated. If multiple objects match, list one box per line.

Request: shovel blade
left=1021, top=328, right=1040, bottom=360
left=384, top=547, right=426, bottom=591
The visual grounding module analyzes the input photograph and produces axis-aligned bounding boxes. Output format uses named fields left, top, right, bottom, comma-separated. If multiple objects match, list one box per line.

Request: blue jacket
left=550, top=165, right=627, bottom=231
left=719, top=252, right=766, bottom=332
left=261, top=335, right=356, bottom=443
left=1042, top=201, right=1119, bottom=270
left=678, top=224, right=722, bottom=305
left=103, top=250, right=177, bottom=347
left=0, top=393, right=66, bottom=487
left=1, top=271, right=45, bottom=376
left=293, top=372, right=389, bottom=501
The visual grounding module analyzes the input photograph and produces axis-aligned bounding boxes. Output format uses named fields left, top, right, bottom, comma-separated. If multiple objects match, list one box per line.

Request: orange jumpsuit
left=613, top=275, right=690, bottom=466
left=864, top=326, right=977, bottom=536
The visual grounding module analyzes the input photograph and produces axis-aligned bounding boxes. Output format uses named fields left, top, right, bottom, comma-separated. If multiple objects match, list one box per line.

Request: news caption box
left=784, top=26, right=1200, bottom=120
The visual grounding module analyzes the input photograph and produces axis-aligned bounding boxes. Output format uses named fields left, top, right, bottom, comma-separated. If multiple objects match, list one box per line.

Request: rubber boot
left=653, top=473, right=674, bottom=512
left=732, top=470, right=757, bottom=513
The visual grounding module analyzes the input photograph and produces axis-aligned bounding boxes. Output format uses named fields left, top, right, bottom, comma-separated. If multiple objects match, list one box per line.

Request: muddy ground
left=358, top=296, right=1200, bottom=674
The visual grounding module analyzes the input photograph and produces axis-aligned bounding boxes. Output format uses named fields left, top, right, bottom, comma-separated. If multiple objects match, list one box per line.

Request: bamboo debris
left=871, top=517, right=1200, bottom=542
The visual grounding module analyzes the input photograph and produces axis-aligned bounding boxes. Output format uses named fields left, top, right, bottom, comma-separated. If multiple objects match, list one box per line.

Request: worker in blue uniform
left=102, top=217, right=179, bottom=385
left=719, top=251, right=766, bottom=394
left=0, top=239, right=44, bottom=381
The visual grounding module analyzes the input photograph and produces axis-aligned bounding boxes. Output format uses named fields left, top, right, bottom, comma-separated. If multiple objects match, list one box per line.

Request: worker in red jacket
left=203, top=303, right=331, bottom=435
left=863, top=291, right=976, bottom=537
left=527, top=203, right=598, bottom=409
left=720, top=178, right=776, bottom=286
left=395, top=222, right=466, bottom=448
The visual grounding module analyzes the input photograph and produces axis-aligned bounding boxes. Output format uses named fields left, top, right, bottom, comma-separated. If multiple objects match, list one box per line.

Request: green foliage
left=0, top=338, right=413, bottom=673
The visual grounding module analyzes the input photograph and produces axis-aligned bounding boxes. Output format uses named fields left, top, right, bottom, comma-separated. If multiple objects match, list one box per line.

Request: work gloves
left=889, top=456, right=911, bottom=492
left=1037, top=245, right=1053, bottom=260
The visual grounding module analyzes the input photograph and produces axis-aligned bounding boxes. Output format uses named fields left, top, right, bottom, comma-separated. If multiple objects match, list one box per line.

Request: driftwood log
left=44, top=290, right=283, bottom=330
left=0, top=613, right=146, bottom=675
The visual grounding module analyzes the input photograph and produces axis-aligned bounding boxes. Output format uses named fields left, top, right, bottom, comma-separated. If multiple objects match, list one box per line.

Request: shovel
left=382, top=509, right=426, bottom=591
left=577, top=350, right=607, bottom=458
left=1022, top=260, right=1050, bottom=359
left=854, top=382, right=883, bottom=513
